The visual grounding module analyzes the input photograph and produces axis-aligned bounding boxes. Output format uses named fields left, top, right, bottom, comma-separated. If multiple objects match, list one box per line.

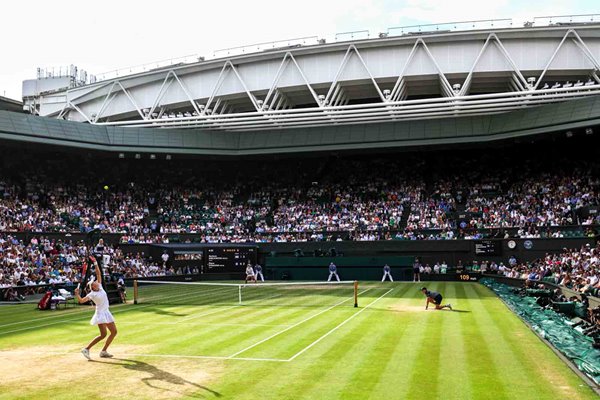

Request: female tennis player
left=75, top=256, right=117, bottom=360
left=421, top=287, right=453, bottom=310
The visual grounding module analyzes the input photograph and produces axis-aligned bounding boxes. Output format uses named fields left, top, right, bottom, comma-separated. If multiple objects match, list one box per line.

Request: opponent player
left=382, top=264, right=393, bottom=282
left=421, top=287, right=452, bottom=310
left=75, top=257, right=117, bottom=359
left=245, top=262, right=257, bottom=284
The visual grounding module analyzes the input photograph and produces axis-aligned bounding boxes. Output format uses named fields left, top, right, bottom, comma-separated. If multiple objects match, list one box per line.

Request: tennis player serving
left=75, top=256, right=117, bottom=360
left=421, top=287, right=453, bottom=311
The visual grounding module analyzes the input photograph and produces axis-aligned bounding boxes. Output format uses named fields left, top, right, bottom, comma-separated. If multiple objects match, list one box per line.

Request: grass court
left=0, top=281, right=596, bottom=399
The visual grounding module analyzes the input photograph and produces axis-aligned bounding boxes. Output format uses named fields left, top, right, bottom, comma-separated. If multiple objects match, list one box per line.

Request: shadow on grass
left=92, top=358, right=221, bottom=398
left=367, top=306, right=471, bottom=314
left=138, top=307, right=189, bottom=317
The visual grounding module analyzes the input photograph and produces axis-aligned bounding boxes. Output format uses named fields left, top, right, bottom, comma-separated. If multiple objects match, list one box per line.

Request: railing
left=335, top=30, right=370, bottom=41
left=46, top=14, right=600, bottom=86
left=534, top=14, right=600, bottom=26
left=95, top=54, right=204, bottom=81
left=387, top=18, right=513, bottom=36
left=213, top=36, right=320, bottom=58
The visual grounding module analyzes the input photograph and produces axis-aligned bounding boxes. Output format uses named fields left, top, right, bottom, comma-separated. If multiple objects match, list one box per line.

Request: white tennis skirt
left=90, top=310, right=115, bottom=325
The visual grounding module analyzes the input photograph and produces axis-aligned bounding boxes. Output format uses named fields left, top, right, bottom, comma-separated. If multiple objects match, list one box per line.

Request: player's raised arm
left=90, top=256, right=102, bottom=284
left=74, top=287, right=90, bottom=304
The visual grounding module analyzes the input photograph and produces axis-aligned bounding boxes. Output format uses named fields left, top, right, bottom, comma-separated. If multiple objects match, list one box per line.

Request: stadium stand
left=0, top=133, right=600, bottom=293
left=0, top=137, right=599, bottom=242
left=0, top=233, right=167, bottom=299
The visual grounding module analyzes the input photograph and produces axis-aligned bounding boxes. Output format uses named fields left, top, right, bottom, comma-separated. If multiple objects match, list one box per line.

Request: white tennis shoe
left=99, top=351, right=113, bottom=358
left=81, top=348, right=91, bottom=360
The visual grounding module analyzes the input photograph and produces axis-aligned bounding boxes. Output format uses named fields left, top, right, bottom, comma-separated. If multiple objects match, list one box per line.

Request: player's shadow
left=93, top=358, right=221, bottom=398
left=139, top=307, right=188, bottom=317
left=423, top=307, right=470, bottom=313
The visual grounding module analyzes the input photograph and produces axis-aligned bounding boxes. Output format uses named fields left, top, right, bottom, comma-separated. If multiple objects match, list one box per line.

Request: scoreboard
left=474, top=240, right=502, bottom=256
left=206, top=247, right=257, bottom=271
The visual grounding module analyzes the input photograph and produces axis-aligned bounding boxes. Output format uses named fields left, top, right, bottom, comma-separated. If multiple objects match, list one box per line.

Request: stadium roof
left=1, top=95, right=600, bottom=156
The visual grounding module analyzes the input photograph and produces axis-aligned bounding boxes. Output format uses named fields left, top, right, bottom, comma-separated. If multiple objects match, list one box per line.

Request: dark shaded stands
left=1, top=131, right=600, bottom=281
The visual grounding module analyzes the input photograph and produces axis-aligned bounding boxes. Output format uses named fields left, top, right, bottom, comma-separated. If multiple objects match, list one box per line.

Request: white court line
left=118, top=321, right=290, bottom=328
left=0, top=349, right=288, bottom=362
left=287, top=288, right=394, bottom=361
left=227, top=288, right=372, bottom=359
left=126, top=353, right=289, bottom=362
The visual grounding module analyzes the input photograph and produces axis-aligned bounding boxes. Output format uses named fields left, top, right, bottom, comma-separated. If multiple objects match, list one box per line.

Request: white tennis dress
left=87, top=288, right=115, bottom=325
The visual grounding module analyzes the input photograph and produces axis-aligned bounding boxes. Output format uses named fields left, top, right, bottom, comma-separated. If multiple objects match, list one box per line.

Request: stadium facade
left=6, top=20, right=600, bottom=156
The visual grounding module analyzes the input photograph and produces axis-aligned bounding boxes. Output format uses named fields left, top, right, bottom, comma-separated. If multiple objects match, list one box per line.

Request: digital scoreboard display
left=206, top=247, right=257, bottom=271
left=474, top=240, right=502, bottom=256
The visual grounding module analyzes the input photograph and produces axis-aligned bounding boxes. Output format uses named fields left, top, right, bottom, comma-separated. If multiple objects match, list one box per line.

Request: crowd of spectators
left=465, top=174, right=600, bottom=228
left=0, top=140, right=600, bottom=244
left=0, top=234, right=167, bottom=298
left=494, top=243, right=600, bottom=294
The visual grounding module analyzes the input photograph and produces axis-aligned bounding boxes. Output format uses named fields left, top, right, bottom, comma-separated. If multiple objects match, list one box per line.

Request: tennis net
left=133, top=280, right=359, bottom=307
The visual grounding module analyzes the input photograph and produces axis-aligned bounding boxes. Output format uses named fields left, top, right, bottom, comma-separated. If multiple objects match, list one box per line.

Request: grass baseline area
left=0, top=281, right=596, bottom=400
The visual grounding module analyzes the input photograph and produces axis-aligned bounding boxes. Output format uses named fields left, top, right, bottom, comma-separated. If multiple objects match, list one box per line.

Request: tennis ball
left=103, top=185, right=109, bottom=190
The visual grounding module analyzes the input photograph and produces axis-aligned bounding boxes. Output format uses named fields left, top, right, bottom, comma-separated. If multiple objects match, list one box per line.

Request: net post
left=238, top=285, right=242, bottom=305
left=133, top=279, right=138, bottom=305
left=354, top=280, right=358, bottom=308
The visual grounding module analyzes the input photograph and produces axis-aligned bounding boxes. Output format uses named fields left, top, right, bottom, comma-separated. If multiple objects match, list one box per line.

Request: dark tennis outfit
left=426, top=290, right=443, bottom=305
left=413, top=263, right=421, bottom=273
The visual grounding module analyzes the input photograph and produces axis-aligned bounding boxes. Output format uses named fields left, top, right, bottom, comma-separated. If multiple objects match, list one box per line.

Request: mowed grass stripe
left=171, top=305, right=330, bottom=357
left=0, top=302, right=128, bottom=330
left=0, top=301, right=205, bottom=338
left=456, top=283, right=506, bottom=400
left=0, top=295, right=334, bottom=351
left=218, top=289, right=375, bottom=358
left=118, top=289, right=364, bottom=357
left=234, top=288, right=390, bottom=359
left=368, top=283, right=435, bottom=399
left=405, top=282, right=447, bottom=399
left=436, top=283, right=472, bottom=400
left=223, top=288, right=399, bottom=399
left=463, top=283, right=562, bottom=399
left=116, top=301, right=319, bottom=357
left=0, top=303, right=208, bottom=345
left=0, top=301, right=305, bottom=354
left=208, top=291, right=366, bottom=355
left=179, top=287, right=360, bottom=327
left=472, top=283, right=587, bottom=399
left=0, top=283, right=358, bottom=332
left=472, top=284, right=597, bottom=400
left=336, top=284, right=415, bottom=399
left=173, top=287, right=391, bottom=399
left=291, top=291, right=400, bottom=399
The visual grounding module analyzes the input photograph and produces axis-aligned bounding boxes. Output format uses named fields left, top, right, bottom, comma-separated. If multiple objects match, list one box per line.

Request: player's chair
left=58, top=288, right=74, bottom=301
left=55, top=289, right=75, bottom=308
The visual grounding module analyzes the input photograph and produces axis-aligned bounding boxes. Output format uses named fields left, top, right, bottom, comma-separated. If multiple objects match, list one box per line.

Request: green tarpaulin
left=481, top=278, right=600, bottom=385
